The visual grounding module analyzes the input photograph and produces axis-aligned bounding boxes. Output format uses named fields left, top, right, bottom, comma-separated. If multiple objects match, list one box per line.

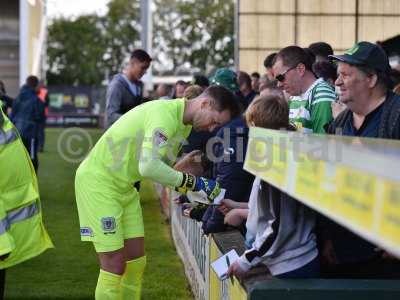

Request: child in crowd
left=226, top=95, right=320, bottom=279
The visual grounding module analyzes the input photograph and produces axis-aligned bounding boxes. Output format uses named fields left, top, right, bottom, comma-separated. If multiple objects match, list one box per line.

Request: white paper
left=186, top=188, right=226, bottom=205
left=210, top=249, right=240, bottom=280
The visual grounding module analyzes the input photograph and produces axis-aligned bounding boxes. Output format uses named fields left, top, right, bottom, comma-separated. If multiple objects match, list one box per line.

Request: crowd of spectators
left=3, top=40, right=400, bottom=282
left=164, top=41, right=400, bottom=280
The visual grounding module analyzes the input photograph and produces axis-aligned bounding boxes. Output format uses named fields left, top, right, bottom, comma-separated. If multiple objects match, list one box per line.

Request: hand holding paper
left=210, top=249, right=239, bottom=281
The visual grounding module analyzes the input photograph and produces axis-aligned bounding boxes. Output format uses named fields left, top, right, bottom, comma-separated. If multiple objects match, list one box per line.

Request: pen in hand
left=225, top=255, right=234, bottom=284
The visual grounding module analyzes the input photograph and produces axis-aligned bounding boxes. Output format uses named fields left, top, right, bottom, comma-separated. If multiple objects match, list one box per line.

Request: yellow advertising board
left=244, top=127, right=400, bottom=257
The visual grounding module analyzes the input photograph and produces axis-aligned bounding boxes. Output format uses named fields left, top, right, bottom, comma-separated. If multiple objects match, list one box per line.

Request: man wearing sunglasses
left=273, top=46, right=336, bottom=133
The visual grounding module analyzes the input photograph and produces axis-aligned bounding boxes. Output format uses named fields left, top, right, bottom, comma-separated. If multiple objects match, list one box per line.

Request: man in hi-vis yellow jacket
left=0, top=109, right=53, bottom=297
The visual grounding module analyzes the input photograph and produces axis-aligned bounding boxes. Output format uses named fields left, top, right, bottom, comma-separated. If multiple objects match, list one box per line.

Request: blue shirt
left=342, top=102, right=384, bottom=137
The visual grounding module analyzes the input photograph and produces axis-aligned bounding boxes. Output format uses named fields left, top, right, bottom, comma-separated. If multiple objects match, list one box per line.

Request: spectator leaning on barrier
left=273, top=46, right=336, bottom=133
left=0, top=108, right=53, bottom=297
left=75, top=86, right=239, bottom=300
left=227, top=95, right=320, bottom=279
left=321, top=41, right=400, bottom=278
left=105, top=49, right=152, bottom=128
left=11, top=75, right=44, bottom=171
left=200, top=114, right=254, bottom=234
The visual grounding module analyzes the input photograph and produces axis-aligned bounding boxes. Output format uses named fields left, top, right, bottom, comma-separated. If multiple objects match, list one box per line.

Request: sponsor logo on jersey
left=80, top=227, right=93, bottom=237
left=154, top=129, right=168, bottom=147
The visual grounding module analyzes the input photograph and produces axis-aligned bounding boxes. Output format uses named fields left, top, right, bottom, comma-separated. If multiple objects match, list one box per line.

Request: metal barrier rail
left=170, top=190, right=210, bottom=300
left=168, top=188, right=250, bottom=300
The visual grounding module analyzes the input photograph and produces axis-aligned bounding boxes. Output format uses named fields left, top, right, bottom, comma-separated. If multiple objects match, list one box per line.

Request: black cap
left=329, top=41, right=391, bottom=73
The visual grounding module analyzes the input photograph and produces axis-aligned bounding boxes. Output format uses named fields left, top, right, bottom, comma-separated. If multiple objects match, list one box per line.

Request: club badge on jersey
left=101, top=217, right=116, bottom=234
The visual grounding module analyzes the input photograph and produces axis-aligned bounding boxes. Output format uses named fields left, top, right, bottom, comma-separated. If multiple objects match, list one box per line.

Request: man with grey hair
left=328, top=41, right=400, bottom=138
left=324, top=41, right=400, bottom=278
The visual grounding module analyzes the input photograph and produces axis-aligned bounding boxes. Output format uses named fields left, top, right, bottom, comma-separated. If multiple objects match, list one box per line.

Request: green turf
left=4, top=128, right=192, bottom=300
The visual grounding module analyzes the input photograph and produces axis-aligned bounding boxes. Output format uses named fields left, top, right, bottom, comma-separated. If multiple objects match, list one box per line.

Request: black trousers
left=37, top=122, right=46, bottom=151
left=22, top=137, right=38, bottom=172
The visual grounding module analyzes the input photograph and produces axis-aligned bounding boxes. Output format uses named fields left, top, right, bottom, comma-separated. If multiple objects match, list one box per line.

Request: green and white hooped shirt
left=289, top=78, right=336, bottom=134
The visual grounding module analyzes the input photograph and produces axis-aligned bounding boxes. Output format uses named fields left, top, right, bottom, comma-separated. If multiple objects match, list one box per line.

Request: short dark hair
left=313, top=61, right=337, bottom=83
left=303, top=47, right=316, bottom=66
left=130, top=49, right=152, bottom=62
left=176, top=80, right=187, bottom=86
left=309, top=42, right=334, bottom=58
left=237, top=71, right=252, bottom=88
left=264, top=53, right=277, bottom=69
left=193, top=74, right=209, bottom=88
left=275, top=46, right=313, bottom=71
left=251, top=72, right=260, bottom=79
left=26, top=75, right=39, bottom=88
left=202, top=85, right=241, bottom=118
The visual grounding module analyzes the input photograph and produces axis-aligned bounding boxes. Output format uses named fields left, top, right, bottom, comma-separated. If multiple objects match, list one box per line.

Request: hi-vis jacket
left=0, top=109, right=53, bottom=269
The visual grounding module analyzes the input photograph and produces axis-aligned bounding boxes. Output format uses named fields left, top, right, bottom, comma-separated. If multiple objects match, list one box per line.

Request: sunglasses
left=275, top=65, right=297, bottom=82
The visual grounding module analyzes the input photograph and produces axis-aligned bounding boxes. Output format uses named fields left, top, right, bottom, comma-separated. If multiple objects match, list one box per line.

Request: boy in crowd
left=227, top=95, right=319, bottom=279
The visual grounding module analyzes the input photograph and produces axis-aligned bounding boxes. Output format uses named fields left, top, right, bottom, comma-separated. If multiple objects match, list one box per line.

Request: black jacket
left=11, top=85, right=43, bottom=140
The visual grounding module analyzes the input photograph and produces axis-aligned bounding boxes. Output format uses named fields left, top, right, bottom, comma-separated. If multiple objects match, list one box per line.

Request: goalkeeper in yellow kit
left=75, top=85, right=239, bottom=300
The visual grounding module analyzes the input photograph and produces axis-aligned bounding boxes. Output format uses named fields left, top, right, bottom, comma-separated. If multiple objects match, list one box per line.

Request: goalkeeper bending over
left=74, top=85, right=239, bottom=300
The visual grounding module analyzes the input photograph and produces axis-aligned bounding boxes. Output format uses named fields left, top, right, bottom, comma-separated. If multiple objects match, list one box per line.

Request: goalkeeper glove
left=177, top=173, right=223, bottom=204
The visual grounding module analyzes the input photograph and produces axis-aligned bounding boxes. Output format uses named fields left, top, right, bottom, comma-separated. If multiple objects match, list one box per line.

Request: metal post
left=19, top=0, right=29, bottom=87
left=355, top=0, right=359, bottom=43
left=140, top=0, right=153, bottom=91
left=234, top=0, right=240, bottom=70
